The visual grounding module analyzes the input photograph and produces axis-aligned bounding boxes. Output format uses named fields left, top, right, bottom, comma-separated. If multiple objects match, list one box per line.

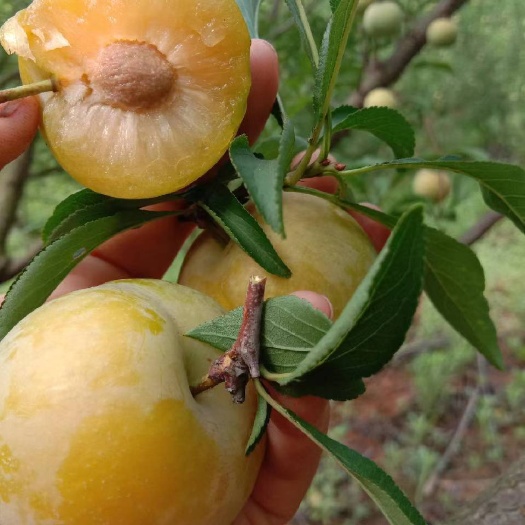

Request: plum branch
left=349, top=0, right=470, bottom=108
left=190, top=275, right=266, bottom=403
left=0, top=147, right=42, bottom=282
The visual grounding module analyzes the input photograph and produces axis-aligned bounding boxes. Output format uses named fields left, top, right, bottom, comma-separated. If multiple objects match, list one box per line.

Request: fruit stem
left=0, top=79, right=58, bottom=104
left=190, top=276, right=267, bottom=403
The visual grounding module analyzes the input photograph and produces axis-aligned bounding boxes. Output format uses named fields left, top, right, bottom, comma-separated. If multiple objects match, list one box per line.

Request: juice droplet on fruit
left=91, top=41, right=175, bottom=112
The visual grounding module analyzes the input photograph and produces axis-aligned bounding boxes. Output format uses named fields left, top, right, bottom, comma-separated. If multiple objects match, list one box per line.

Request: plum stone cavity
left=91, top=40, right=175, bottom=111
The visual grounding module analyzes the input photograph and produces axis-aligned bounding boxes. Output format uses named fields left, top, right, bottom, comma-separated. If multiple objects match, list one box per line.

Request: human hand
left=0, top=39, right=388, bottom=525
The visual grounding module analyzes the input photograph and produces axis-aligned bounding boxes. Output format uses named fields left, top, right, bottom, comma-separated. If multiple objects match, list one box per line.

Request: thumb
left=0, top=97, right=40, bottom=169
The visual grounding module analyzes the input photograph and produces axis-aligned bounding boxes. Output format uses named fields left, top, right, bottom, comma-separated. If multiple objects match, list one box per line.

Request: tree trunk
left=446, top=455, right=525, bottom=525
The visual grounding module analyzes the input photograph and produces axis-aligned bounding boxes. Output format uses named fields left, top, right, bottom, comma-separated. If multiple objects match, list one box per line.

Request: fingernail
left=291, top=291, right=335, bottom=320
left=0, top=101, right=21, bottom=118
left=319, top=295, right=334, bottom=320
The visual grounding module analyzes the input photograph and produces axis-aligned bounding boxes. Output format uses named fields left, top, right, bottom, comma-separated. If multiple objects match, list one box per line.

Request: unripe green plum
left=0, top=280, right=264, bottom=524
left=363, top=1, right=403, bottom=38
left=357, top=0, right=374, bottom=14
left=363, top=87, right=399, bottom=109
left=413, top=169, right=451, bottom=202
left=426, top=18, right=458, bottom=47
left=179, top=192, right=377, bottom=319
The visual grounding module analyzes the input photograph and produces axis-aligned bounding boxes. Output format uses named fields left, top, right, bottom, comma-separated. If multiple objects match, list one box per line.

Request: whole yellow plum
left=363, top=87, right=399, bottom=109
left=426, top=17, right=458, bottom=47
left=362, top=1, right=404, bottom=38
left=0, top=280, right=264, bottom=525
left=413, top=168, right=451, bottom=202
left=179, top=192, right=377, bottom=319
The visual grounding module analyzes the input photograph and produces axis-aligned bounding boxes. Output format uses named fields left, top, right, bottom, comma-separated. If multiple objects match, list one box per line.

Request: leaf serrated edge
left=255, top=380, right=427, bottom=525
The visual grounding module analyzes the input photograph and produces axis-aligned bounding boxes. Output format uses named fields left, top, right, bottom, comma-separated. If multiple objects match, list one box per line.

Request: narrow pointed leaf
left=200, top=185, right=291, bottom=277
left=42, top=188, right=182, bottom=244
left=245, top=394, right=271, bottom=455
left=42, top=189, right=110, bottom=242
left=314, top=0, right=359, bottom=117
left=230, top=121, right=295, bottom=235
left=329, top=0, right=342, bottom=11
left=343, top=158, right=525, bottom=233
left=283, top=0, right=319, bottom=68
left=330, top=105, right=415, bottom=158
left=235, top=0, right=262, bottom=38
left=271, top=96, right=285, bottom=128
left=257, top=382, right=427, bottom=525
left=187, top=296, right=331, bottom=370
left=275, top=371, right=366, bottom=401
left=188, top=293, right=364, bottom=401
left=46, top=200, right=129, bottom=244
left=0, top=210, right=175, bottom=340
left=188, top=207, right=425, bottom=399
left=424, top=228, right=503, bottom=369
left=280, top=205, right=425, bottom=384
left=289, top=187, right=504, bottom=368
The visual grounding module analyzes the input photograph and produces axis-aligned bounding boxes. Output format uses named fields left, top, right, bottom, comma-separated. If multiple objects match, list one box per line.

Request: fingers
left=291, top=290, right=334, bottom=318
left=0, top=98, right=40, bottom=169
left=62, top=39, right=280, bottom=293
left=348, top=204, right=390, bottom=252
left=237, top=292, right=332, bottom=525
left=238, top=39, right=279, bottom=143
left=241, top=392, right=329, bottom=524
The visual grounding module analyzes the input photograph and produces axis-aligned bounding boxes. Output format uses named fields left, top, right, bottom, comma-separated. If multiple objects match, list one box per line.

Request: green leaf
left=271, top=96, right=285, bottom=128
left=330, top=105, right=415, bottom=158
left=344, top=158, right=525, bottom=234
left=275, top=370, right=366, bottom=401
left=255, top=134, right=308, bottom=161
left=245, top=394, right=271, bottom=455
left=188, top=296, right=331, bottom=372
left=191, top=295, right=366, bottom=401
left=329, top=0, right=342, bottom=12
left=283, top=0, right=319, bottom=69
left=188, top=207, right=425, bottom=400
left=230, top=122, right=295, bottom=235
left=45, top=200, right=128, bottom=244
left=314, top=0, right=359, bottom=118
left=257, top=381, right=428, bottom=525
left=280, top=205, right=425, bottom=384
left=235, top=0, right=261, bottom=38
left=199, top=184, right=291, bottom=277
left=288, top=186, right=504, bottom=369
left=42, top=189, right=110, bottom=243
left=424, top=228, right=503, bottom=369
left=188, top=296, right=366, bottom=401
left=0, top=210, right=175, bottom=341
left=42, top=188, right=183, bottom=244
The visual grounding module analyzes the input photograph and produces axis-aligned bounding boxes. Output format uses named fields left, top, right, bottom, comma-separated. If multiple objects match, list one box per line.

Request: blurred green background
left=1, top=0, right=524, bottom=523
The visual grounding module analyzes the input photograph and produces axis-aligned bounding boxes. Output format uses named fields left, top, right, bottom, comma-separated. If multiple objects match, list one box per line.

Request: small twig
left=422, top=386, right=480, bottom=497
left=190, top=275, right=266, bottom=403
left=238, top=276, right=265, bottom=378
left=0, top=79, right=57, bottom=104
left=459, top=211, right=503, bottom=246
left=394, top=334, right=450, bottom=364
